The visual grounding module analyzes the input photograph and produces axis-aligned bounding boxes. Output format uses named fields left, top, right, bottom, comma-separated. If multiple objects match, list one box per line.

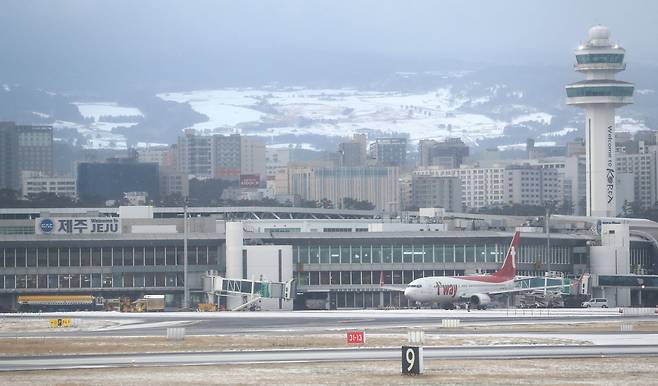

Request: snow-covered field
left=157, top=87, right=552, bottom=146
left=73, top=102, right=143, bottom=121
left=46, top=87, right=651, bottom=151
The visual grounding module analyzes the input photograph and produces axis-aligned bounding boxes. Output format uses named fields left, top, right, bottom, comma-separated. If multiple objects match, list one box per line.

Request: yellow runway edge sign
left=49, top=318, right=71, bottom=328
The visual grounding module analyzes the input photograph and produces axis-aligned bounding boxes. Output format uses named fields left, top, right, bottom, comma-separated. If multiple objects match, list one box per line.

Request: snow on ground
left=31, top=111, right=51, bottom=118
left=73, top=102, right=143, bottom=121
left=497, top=141, right=556, bottom=151
left=540, top=127, right=578, bottom=137
left=616, top=116, right=651, bottom=133
left=53, top=120, right=128, bottom=149
left=157, top=88, right=513, bottom=144
left=510, top=112, right=552, bottom=126
left=268, top=143, right=320, bottom=151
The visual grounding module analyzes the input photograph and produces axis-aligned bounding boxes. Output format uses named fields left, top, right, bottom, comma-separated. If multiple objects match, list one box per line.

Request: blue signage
left=39, top=218, right=54, bottom=233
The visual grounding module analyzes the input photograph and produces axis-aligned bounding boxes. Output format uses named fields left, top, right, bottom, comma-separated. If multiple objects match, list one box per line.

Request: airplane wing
left=381, top=285, right=405, bottom=292
left=379, top=271, right=405, bottom=292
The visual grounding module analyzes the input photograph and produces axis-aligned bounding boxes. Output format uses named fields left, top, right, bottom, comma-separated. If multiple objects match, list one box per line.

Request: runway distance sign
left=401, top=345, right=423, bottom=374
left=346, top=331, right=365, bottom=345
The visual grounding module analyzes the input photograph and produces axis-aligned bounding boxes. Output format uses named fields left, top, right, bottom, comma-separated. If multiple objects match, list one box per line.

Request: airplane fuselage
left=404, top=275, right=514, bottom=304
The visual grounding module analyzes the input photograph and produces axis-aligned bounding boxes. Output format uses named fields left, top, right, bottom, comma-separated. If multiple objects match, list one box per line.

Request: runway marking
left=95, top=320, right=196, bottom=331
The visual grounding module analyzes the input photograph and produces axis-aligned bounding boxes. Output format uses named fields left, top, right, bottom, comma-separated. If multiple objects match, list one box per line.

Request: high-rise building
left=616, top=140, right=657, bottom=210
left=339, top=134, right=367, bottom=167
left=176, top=130, right=213, bottom=178
left=411, top=175, right=462, bottom=212
left=0, top=122, right=53, bottom=191
left=369, top=138, right=407, bottom=167
left=288, top=166, right=400, bottom=212
left=504, top=163, right=563, bottom=206
left=77, top=159, right=160, bottom=202
left=566, top=26, right=634, bottom=217
left=176, top=131, right=265, bottom=181
left=0, top=122, right=19, bottom=190
left=419, top=138, right=469, bottom=168
left=414, top=166, right=505, bottom=210
left=20, top=171, right=76, bottom=198
left=240, top=136, right=266, bottom=179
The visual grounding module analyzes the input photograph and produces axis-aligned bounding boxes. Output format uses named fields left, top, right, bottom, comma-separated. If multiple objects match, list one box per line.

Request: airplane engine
left=469, top=293, right=491, bottom=307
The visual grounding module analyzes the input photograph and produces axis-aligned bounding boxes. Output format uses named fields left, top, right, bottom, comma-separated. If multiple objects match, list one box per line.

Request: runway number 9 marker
left=401, top=346, right=421, bottom=374
left=405, top=348, right=415, bottom=372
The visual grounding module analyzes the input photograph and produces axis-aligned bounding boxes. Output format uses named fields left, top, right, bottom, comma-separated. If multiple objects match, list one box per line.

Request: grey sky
left=1, top=1, right=657, bottom=90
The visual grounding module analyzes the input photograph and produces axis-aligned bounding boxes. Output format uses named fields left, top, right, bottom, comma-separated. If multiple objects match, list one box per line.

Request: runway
left=3, top=345, right=658, bottom=371
left=1, top=308, right=654, bottom=337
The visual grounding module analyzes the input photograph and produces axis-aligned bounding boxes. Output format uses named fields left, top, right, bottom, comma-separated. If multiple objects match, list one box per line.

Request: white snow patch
left=615, top=116, right=651, bottom=133
left=540, top=127, right=578, bottom=137
left=31, top=112, right=51, bottom=118
left=268, top=143, right=320, bottom=151
left=158, top=87, right=513, bottom=145
left=511, top=112, right=552, bottom=125
left=74, top=102, right=143, bottom=121
left=497, top=141, right=556, bottom=151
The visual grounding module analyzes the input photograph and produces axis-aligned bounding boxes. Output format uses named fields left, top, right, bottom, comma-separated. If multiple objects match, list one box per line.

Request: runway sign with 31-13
left=346, top=331, right=365, bottom=345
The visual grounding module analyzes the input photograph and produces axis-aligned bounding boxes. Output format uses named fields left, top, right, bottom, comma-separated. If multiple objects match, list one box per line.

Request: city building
left=0, top=122, right=53, bottom=191
left=566, top=25, right=634, bottom=217
left=419, top=138, right=469, bottom=168
left=504, top=163, right=564, bottom=206
left=288, top=166, right=400, bottom=212
left=137, top=145, right=172, bottom=165
left=176, top=131, right=213, bottom=178
left=21, top=172, right=76, bottom=198
left=77, top=158, right=160, bottom=202
left=240, top=136, right=266, bottom=180
left=176, top=131, right=265, bottom=181
left=616, top=139, right=657, bottom=210
left=339, top=134, right=368, bottom=167
left=369, top=138, right=407, bottom=167
left=415, top=166, right=505, bottom=210
left=160, top=171, right=189, bottom=198
left=410, top=175, right=462, bottom=211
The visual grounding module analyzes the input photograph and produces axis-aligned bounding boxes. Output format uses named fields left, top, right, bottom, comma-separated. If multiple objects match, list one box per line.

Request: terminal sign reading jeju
left=36, top=217, right=121, bottom=235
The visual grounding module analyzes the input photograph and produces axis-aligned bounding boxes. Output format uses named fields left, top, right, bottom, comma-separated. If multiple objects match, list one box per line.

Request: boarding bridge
left=514, top=276, right=572, bottom=295
left=202, top=272, right=296, bottom=311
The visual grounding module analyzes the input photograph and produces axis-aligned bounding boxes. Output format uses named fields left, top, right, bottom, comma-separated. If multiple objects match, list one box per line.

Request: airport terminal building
left=0, top=206, right=656, bottom=310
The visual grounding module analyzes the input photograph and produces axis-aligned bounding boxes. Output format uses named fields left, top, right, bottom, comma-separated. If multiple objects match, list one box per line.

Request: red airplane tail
left=492, top=231, right=519, bottom=280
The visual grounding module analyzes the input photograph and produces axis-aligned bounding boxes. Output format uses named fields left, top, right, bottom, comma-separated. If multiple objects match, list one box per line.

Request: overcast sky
left=1, top=1, right=657, bottom=90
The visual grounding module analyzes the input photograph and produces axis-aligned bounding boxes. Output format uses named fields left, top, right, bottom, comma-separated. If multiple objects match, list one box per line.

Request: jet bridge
left=202, top=272, right=296, bottom=311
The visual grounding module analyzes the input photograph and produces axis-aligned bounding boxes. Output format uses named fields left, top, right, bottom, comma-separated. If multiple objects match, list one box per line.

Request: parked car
left=581, top=298, right=608, bottom=308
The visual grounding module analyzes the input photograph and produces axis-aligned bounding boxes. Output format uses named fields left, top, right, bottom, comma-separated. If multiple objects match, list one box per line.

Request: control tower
left=566, top=26, right=634, bottom=218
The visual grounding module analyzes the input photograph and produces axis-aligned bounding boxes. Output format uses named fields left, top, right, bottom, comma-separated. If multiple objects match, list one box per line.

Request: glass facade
left=575, top=53, right=624, bottom=64
left=566, top=85, right=634, bottom=98
left=0, top=245, right=219, bottom=290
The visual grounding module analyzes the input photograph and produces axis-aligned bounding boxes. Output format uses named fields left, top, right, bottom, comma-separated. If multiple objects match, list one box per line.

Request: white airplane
left=402, top=231, right=523, bottom=310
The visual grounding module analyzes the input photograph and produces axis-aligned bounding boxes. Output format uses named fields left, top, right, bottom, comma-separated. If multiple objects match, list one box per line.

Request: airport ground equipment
left=17, top=295, right=104, bottom=312
left=196, top=303, right=217, bottom=312
left=132, top=295, right=165, bottom=312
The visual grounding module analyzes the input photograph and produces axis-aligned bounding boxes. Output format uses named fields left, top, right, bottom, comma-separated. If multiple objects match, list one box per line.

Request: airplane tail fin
left=493, top=231, right=519, bottom=280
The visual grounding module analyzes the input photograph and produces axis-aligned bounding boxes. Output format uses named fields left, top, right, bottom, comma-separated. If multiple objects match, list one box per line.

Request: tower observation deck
left=566, top=26, right=634, bottom=218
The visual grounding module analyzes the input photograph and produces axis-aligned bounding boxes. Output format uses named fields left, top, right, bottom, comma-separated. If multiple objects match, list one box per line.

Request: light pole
left=183, top=200, right=189, bottom=310
left=545, top=202, right=553, bottom=275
